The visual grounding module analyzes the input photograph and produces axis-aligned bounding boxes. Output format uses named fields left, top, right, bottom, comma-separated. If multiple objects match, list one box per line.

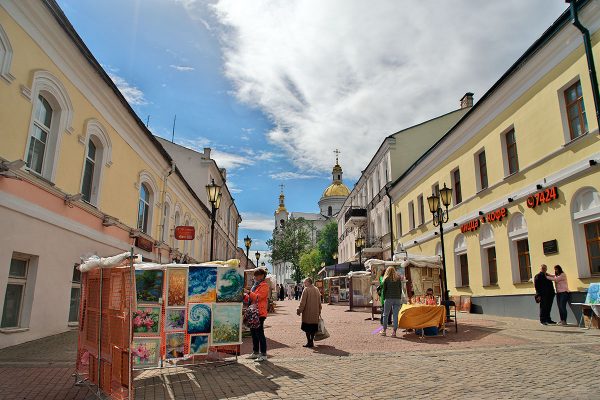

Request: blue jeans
left=383, top=298, right=401, bottom=331
left=556, top=292, right=570, bottom=322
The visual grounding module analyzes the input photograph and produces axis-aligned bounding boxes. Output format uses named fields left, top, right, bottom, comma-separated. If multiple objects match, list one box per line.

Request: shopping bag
left=314, top=317, right=330, bottom=341
left=243, top=304, right=261, bottom=329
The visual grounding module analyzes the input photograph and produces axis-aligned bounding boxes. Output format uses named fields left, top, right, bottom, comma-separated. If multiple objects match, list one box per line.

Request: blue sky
left=56, top=0, right=568, bottom=259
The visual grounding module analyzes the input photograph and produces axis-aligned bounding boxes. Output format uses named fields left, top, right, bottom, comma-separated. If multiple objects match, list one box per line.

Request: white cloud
left=107, top=72, right=147, bottom=105
left=175, top=138, right=258, bottom=171
left=269, top=171, right=320, bottom=181
left=239, top=212, right=274, bottom=232
left=170, top=64, right=195, bottom=71
left=208, top=0, right=567, bottom=179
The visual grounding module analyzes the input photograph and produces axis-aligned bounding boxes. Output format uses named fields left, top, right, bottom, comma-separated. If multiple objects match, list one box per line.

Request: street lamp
left=244, top=235, right=252, bottom=268
left=205, top=179, right=222, bottom=261
left=427, top=183, right=452, bottom=319
left=332, top=251, right=338, bottom=276
left=355, top=236, right=365, bottom=271
left=255, top=251, right=261, bottom=268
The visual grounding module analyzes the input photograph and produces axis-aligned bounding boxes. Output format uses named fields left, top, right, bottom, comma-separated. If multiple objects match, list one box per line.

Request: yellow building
left=0, top=0, right=239, bottom=347
left=389, top=2, right=600, bottom=322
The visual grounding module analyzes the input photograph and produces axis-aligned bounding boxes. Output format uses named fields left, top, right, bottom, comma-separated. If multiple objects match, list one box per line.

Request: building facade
left=389, top=1, right=600, bottom=322
left=0, top=0, right=240, bottom=348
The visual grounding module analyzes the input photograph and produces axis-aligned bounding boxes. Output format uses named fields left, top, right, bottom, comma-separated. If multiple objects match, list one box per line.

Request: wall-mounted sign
left=543, top=239, right=559, bottom=255
left=174, top=226, right=195, bottom=240
left=460, top=207, right=508, bottom=233
left=527, top=186, right=558, bottom=209
left=135, top=236, right=154, bottom=252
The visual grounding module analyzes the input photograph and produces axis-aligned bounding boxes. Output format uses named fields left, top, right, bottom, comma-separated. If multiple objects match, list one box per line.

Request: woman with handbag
left=381, top=267, right=403, bottom=337
left=297, top=277, right=322, bottom=348
left=547, top=265, right=570, bottom=325
left=244, top=268, right=269, bottom=362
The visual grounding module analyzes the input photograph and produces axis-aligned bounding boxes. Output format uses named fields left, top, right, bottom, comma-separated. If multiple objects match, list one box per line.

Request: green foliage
left=317, top=221, right=339, bottom=266
left=267, top=217, right=312, bottom=283
left=299, top=248, right=322, bottom=279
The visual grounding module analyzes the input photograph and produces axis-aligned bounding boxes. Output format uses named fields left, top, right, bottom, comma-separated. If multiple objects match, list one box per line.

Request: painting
left=132, top=338, right=160, bottom=368
left=165, top=308, right=186, bottom=332
left=212, top=303, right=242, bottom=346
left=585, top=282, right=600, bottom=304
left=216, top=266, right=245, bottom=302
left=135, top=270, right=164, bottom=303
left=187, top=303, right=212, bottom=334
left=189, top=334, right=210, bottom=355
left=188, top=266, right=217, bottom=303
left=167, top=268, right=187, bottom=306
left=132, top=305, right=161, bottom=335
left=165, top=332, right=185, bottom=360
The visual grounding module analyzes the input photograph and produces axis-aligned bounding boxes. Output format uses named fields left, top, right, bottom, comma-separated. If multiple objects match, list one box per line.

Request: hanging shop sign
left=527, top=186, right=559, bottom=209
left=135, top=236, right=154, bottom=252
left=461, top=207, right=508, bottom=233
left=174, top=226, right=195, bottom=240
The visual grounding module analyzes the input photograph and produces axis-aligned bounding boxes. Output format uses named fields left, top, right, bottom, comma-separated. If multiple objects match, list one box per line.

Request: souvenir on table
left=189, top=334, right=210, bottom=355
left=167, top=268, right=187, bottom=306
left=135, top=270, right=164, bottom=304
left=132, top=338, right=161, bottom=368
left=216, top=266, right=244, bottom=302
left=132, top=305, right=161, bottom=336
left=187, top=303, right=212, bottom=334
left=211, top=303, right=243, bottom=346
left=585, top=283, right=600, bottom=304
left=165, top=308, right=186, bottom=332
left=188, top=266, right=217, bottom=303
left=165, top=332, right=185, bottom=359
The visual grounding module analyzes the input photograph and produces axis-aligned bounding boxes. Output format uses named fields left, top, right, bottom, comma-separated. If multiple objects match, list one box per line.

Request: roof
left=322, top=182, right=351, bottom=197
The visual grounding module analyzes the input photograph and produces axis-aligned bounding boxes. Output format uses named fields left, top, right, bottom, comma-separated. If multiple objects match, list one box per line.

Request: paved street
left=1, top=300, right=599, bottom=399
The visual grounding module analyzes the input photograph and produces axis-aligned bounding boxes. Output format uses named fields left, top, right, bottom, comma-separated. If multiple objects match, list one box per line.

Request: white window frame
left=408, top=201, right=415, bottom=231
left=0, top=23, right=15, bottom=84
left=557, top=75, right=588, bottom=144
left=451, top=167, right=462, bottom=205
left=396, top=212, right=403, bottom=238
left=78, top=119, right=112, bottom=206
left=479, top=224, right=496, bottom=286
left=500, top=125, right=518, bottom=178
left=474, top=148, right=488, bottom=192
left=454, top=234, right=468, bottom=287
left=1, top=257, right=28, bottom=329
left=571, top=187, right=600, bottom=278
left=507, top=212, right=530, bottom=283
left=68, top=264, right=81, bottom=325
left=1, top=253, right=38, bottom=331
left=417, top=194, right=424, bottom=226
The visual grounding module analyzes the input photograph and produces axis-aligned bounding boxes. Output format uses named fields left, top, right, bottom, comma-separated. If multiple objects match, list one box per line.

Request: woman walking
left=297, top=277, right=322, bottom=348
left=244, top=268, right=269, bottom=362
left=548, top=265, right=570, bottom=325
left=381, top=267, right=403, bottom=337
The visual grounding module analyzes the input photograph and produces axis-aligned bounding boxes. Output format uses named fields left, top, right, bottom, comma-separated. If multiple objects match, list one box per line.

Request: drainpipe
left=568, top=0, right=600, bottom=131
left=385, top=185, right=394, bottom=261
left=159, top=161, right=176, bottom=260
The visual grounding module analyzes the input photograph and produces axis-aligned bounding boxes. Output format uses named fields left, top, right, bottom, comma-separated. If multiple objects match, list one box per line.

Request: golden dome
left=323, top=182, right=350, bottom=197
left=276, top=205, right=287, bottom=213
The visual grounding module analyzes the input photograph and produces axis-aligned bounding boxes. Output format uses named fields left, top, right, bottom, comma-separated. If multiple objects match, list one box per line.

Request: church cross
left=334, top=149, right=341, bottom=163
left=279, top=184, right=285, bottom=193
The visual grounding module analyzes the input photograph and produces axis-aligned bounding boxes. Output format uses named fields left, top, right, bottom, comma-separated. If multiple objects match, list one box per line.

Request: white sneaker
left=254, top=354, right=267, bottom=362
left=246, top=352, right=259, bottom=359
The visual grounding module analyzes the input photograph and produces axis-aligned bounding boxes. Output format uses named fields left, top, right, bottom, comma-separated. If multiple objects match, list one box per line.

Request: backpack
left=244, top=303, right=261, bottom=329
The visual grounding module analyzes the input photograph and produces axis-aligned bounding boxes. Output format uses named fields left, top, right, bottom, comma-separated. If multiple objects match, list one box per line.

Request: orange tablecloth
left=397, top=304, right=446, bottom=330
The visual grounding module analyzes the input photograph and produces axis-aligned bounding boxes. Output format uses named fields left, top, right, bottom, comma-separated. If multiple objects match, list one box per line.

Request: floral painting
left=165, top=308, right=185, bottom=332
left=189, top=334, right=210, bottom=355
left=187, top=303, right=211, bottom=334
left=188, top=266, right=216, bottom=303
left=216, top=266, right=244, bottom=302
left=212, top=303, right=242, bottom=346
left=132, top=338, right=160, bottom=368
left=133, top=306, right=161, bottom=335
left=135, top=270, right=164, bottom=303
left=167, top=268, right=187, bottom=306
left=586, top=282, right=600, bottom=304
left=165, top=332, right=185, bottom=360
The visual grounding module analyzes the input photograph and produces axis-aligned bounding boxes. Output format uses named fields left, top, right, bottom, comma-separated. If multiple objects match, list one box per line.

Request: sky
left=56, top=0, right=568, bottom=262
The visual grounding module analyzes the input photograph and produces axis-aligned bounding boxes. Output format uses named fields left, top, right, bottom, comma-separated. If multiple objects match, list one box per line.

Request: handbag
left=243, top=298, right=261, bottom=329
left=314, top=317, right=330, bottom=341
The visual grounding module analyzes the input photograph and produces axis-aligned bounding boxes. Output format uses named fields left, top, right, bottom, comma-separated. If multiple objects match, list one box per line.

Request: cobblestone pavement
left=1, top=300, right=599, bottom=399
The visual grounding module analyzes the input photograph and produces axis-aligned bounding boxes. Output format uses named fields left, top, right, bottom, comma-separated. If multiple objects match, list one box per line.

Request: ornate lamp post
left=332, top=251, right=338, bottom=277
left=205, top=179, right=222, bottom=261
left=244, top=235, right=252, bottom=268
left=355, top=236, right=365, bottom=271
left=255, top=251, right=261, bottom=269
left=427, top=183, right=453, bottom=319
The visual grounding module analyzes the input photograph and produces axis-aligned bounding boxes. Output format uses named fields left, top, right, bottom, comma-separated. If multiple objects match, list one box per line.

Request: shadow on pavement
left=398, top=323, right=503, bottom=344
left=311, top=344, right=350, bottom=357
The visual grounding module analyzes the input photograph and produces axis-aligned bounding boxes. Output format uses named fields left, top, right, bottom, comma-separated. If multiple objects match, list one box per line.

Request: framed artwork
left=165, top=332, right=185, bottom=360
left=135, top=270, right=164, bottom=304
left=189, top=334, right=210, bottom=355
left=585, top=283, right=600, bottom=304
left=331, top=278, right=339, bottom=287
left=132, top=305, right=161, bottom=335
left=460, top=295, right=472, bottom=313
left=132, top=338, right=160, bottom=368
left=188, top=266, right=217, bottom=303
left=216, top=266, right=244, bottom=302
left=167, top=268, right=187, bottom=307
left=165, top=308, right=186, bottom=332
left=187, top=303, right=212, bottom=334
left=211, top=303, right=243, bottom=346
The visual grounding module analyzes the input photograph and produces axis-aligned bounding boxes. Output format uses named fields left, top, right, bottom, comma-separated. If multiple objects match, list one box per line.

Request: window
left=26, top=95, right=52, bottom=175
left=432, top=183, right=440, bottom=196
left=487, top=247, right=498, bottom=286
left=396, top=212, right=403, bottom=237
left=0, top=23, right=15, bottom=83
left=454, top=234, right=468, bottom=287
left=516, top=239, right=531, bottom=282
left=1, top=257, right=29, bottom=328
left=564, top=80, right=588, bottom=140
left=459, top=254, right=469, bottom=287
left=584, top=221, right=600, bottom=275
left=417, top=195, right=424, bottom=226
left=452, top=168, right=462, bottom=205
left=137, top=183, right=151, bottom=233
left=479, top=224, right=496, bottom=286
left=408, top=201, right=415, bottom=230
left=68, top=265, right=81, bottom=323
left=571, top=188, right=600, bottom=277
left=505, top=129, right=519, bottom=175
left=328, top=206, right=332, bottom=216
left=79, top=120, right=111, bottom=206
left=81, top=140, right=96, bottom=202
left=477, top=150, right=488, bottom=190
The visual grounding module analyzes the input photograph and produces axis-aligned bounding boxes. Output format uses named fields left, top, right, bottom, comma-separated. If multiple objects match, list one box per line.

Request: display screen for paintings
left=408, top=267, right=441, bottom=304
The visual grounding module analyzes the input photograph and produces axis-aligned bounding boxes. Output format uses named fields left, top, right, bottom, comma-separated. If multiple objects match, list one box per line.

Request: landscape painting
left=212, top=303, right=242, bottom=345
left=165, top=308, right=185, bottom=332
left=165, top=332, right=185, bottom=359
left=189, top=334, right=210, bottom=355
left=187, top=303, right=212, bottom=334
left=135, top=269, right=164, bottom=303
left=132, top=338, right=160, bottom=368
left=216, top=266, right=244, bottom=302
left=167, top=268, right=187, bottom=306
left=132, top=305, right=161, bottom=335
left=188, top=266, right=217, bottom=303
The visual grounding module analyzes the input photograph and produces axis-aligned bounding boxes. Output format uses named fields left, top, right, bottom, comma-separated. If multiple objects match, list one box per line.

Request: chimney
left=460, top=92, right=474, bottom=109
left=203, top=147, right=211, bottom=159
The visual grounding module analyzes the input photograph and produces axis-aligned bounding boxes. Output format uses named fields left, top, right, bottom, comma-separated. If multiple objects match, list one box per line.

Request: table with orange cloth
left=397, top=304, right=446, bottom=330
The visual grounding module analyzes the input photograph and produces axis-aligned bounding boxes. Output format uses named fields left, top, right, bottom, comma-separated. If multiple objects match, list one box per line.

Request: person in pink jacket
left=547, top=265, right=570, bottom=325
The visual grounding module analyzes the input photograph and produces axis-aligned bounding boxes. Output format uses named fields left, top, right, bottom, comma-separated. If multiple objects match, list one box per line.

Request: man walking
left=534, top=264, right=556, bottom=325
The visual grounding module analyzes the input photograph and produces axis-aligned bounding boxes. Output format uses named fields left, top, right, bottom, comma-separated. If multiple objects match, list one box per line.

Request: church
left=272, top=153, right=350, bottom=284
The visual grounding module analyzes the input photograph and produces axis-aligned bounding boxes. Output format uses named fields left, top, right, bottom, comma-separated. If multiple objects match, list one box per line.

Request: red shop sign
left=135, top=236, right=154, bottom=252
left=174, top=226, right=195, bottom=240
left=527, top=186, right=558, bottom=209
left=461, top=207, right=508, bottom=233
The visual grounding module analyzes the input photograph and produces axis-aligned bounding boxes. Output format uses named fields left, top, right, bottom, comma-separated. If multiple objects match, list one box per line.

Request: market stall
left=347, top=271, right=371, bottom=309
left=323, top=276, right=350, bottom=304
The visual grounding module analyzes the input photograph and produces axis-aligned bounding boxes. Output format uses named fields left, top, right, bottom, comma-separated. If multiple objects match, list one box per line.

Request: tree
left=317, top=221, right=338, bottom=266
left=267, top=217, right=311, bottom=283
left=299, top=248, right=322, bottom=279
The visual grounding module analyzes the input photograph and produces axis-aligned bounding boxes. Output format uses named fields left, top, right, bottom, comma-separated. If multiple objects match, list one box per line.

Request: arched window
left=0, top=23, right=15, bottom=83
left=137, top=183, right=151, bottom=233
left=571, top=187, right=600, bottom=277
left=453, top=234, right=469, bottom=287
left=479, top=225, right=497, bottom=286
left=26, top=95, right=53, bottom=175
left=507, top=213, right=531, bottom=283
left=79, top=119, right=111, bottom=205
left=328, top=206, right=332, bottom=216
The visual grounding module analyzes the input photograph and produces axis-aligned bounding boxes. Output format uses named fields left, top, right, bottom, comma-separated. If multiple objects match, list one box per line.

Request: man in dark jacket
left=534, top=264, right=556, bottom=325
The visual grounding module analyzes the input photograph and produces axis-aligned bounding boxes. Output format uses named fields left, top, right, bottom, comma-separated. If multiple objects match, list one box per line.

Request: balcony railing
left=344, top=207, right=367, bottom=223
